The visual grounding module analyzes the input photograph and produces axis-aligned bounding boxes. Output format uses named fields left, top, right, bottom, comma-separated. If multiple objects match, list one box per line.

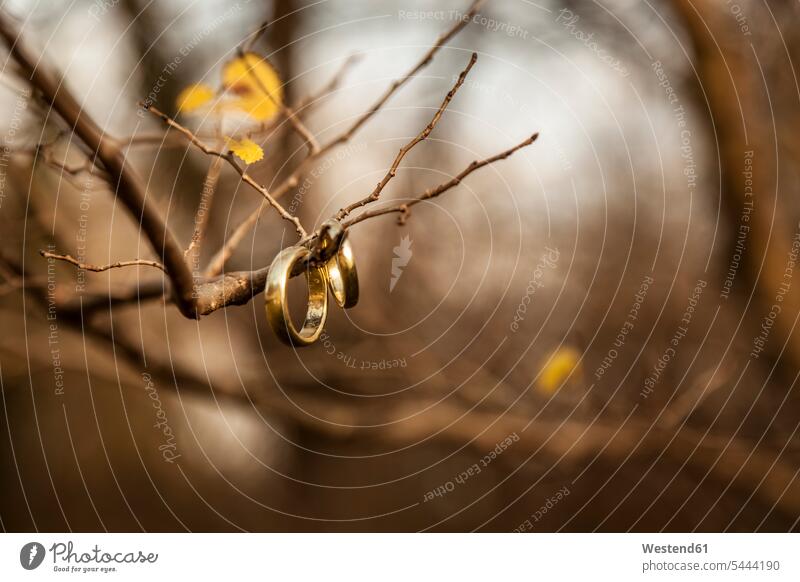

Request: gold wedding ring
left=326, top=233, right=359, bottom=308
left=265, top=246, right=328, bottom=347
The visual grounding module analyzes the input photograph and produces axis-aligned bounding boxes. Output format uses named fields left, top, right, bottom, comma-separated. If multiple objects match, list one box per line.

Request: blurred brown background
left=1, top=0, right=799, bottom=531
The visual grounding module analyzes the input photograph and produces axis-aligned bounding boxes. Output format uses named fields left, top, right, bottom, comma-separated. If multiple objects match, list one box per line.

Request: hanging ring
left=265, top=245, right=328, bottom=347
left=326, top=233, right=359, bottom=308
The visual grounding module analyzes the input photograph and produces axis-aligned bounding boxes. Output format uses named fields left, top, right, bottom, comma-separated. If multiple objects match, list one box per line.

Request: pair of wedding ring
left=265, top=224, right=358, bottom=347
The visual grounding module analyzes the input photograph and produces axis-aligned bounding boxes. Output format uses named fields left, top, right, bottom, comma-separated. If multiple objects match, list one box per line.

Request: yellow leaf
left=537, top=347, right=581, bottom=394
left=227, top=137, right=264, bottom=164
left=175, top=83, right=215, bottom=113
left=222, top=52, right=283, bottom=121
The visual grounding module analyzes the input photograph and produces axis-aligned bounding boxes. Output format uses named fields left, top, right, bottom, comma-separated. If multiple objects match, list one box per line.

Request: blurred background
left=1, top=0, right=799, bottom=531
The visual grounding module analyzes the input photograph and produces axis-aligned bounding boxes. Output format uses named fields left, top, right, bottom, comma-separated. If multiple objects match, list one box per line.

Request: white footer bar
left=0, top=533, right=796, bottom=580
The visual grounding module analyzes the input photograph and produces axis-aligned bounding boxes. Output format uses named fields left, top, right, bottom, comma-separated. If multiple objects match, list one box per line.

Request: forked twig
left=343, top=132, right=539, bottom=227
left=336, top=52, right=478, bottom=220
left=206, top=0, right=487, bottom=275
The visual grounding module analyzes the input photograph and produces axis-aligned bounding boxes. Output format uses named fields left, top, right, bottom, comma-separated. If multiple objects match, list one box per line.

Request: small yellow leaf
left=175, top=83, right=215, bottom=113
left=537, top=347, right=582, bottom=394
left=227, top=137, right=264, bottom=164
left=222, top=52, right=283, bottom=121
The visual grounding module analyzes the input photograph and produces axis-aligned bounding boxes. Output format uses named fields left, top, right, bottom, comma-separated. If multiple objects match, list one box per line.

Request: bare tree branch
left=1, top=0, right=529, bottom=321
left=296, top=53, right=362, bottom=110
left=77, top=79, right=534, bottom=316
left=0, top=11, right=198, bottom=317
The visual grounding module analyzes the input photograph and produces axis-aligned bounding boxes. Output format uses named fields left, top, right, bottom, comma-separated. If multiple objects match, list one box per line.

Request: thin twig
left=40, top=250, right=167, bottom=273
left=142, top=103, right=307, bottom=238
left=326, top=0, right=486, bottom=150
left=204, top=203, right=268, bottom=277
left=297, top=54, right=363, bottom=111
left=185, top=147, right=224, bottom=259
left=240, top=18, right=271, bottom=53
left=117, top=131, right=193, bottom=149
left=336, top=52, right=477, bottom=220
left=236, top=47, right=320, bottom=155
left=343, top=132, right=539, bottom=227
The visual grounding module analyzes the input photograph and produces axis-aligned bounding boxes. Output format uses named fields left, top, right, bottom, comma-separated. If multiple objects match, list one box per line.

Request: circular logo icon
left=19, top=542, right=45, bottom=570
